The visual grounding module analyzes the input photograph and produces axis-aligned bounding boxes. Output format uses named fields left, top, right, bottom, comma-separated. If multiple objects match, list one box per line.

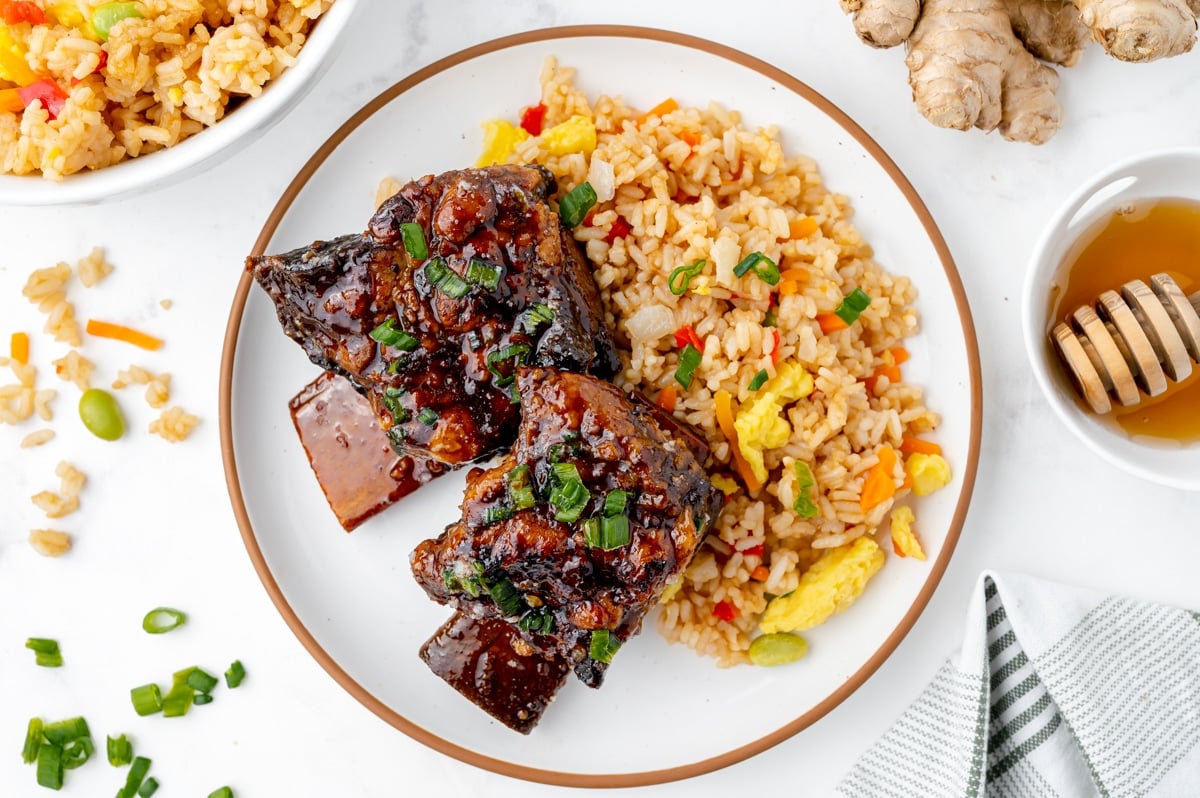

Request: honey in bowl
left=1047, top=197, right=1200, bottom=444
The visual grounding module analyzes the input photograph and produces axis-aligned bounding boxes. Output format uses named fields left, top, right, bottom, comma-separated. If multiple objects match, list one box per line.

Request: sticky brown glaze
left=289, top=372, right=444, bottom=531
left=411, top=368, right=723, bottom=694
left=248, top=165, right=620, bottom=467
left=419, top=612, right=570, bottom=734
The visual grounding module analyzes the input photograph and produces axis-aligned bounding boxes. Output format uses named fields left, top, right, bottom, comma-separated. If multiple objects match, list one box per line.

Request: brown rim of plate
left=218, top=25, right=983, bottom=789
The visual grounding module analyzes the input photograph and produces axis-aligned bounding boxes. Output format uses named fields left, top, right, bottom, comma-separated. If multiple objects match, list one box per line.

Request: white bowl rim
left=1021, top=145, right=1200, bottom=491
left=0, top=0, right=359, bottom=207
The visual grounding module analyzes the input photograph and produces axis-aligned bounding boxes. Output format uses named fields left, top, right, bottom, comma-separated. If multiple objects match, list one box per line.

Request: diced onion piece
left=587, top=157, right=616, bottom=202
left=623, top=303, right=675, bottom=344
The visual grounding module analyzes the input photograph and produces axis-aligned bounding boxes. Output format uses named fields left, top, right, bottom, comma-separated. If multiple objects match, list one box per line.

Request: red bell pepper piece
left=712, top=600, right=738, bottom=622
left=17, top=79, right=67, bottom=120
left=603, top=216, right=632, bottom=244
left=519, top=102, right=546, bottom=136
left=770, top=329, right=781, bottom=365
left=0, top=1, right=47, bottom=24
left=673, top=324, right=703, bottom=352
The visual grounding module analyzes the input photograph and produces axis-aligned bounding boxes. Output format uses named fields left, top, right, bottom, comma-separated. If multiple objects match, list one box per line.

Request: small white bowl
left=0, top=0, right=359, bottom=207
left=1022, top=147, right=1200, bottom=491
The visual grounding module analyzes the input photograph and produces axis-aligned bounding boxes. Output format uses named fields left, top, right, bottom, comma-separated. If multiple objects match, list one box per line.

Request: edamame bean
left=91, top=2, right=142, bottom=42
left=79, top=388, right=125, bottom=441
left=748, top=632, right=808, bottom=667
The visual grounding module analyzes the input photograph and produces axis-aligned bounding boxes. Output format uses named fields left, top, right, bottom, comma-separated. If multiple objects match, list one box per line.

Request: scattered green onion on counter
left=141, top=607, right=186, bottom=635
left=25, top=637, right=63, bottom=667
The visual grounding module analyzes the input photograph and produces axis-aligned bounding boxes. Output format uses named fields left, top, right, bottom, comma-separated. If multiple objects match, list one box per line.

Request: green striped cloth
left=839, top=571, right=1200, bottom=797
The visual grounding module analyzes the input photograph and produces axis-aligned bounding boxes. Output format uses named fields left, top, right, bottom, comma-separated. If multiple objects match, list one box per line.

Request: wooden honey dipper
left=1051, top=274, right=1200, bottom=414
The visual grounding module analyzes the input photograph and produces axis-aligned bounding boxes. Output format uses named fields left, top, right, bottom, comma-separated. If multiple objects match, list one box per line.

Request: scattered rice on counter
left=52, top=349, right=93, bottom=391
left=29, top=528, right=72, bottom=557
left=31, top=459, right=86, bottom=519
left=20, top=428, right=55, bottom=448
left=112, top=364, right=170, bottom=408
left=149, top=405, right=198, bottom=441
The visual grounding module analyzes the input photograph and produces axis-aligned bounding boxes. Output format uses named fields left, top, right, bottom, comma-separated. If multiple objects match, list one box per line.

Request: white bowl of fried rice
left=0, top=0, right=358, bottom=205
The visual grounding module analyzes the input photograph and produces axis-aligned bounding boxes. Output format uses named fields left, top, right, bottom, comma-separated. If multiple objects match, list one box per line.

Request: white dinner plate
left=219, top=26, right=981, bottom=787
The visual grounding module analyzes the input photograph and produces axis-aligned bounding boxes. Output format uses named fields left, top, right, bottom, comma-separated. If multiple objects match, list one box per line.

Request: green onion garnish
left=142, top=607, right=186, bottom=635
left=585, top=514, right=631, bottom=550
left=603, top=489, right=629, bottom=517
left=161, top=683, right=194, bottom=718
left=485, top=343, right=531, bottom=388
left=506, top=464, right=536, bottom=510
left=26, top=637, right=63, bottom=667
left=522, top=303, right=555, bottom=333
left=119, top=756, right=151, bottom=798
left=423, top=257, right=472, bottom=299
left=548, top=462, right=590, bottom=523
left=485, top=578, right=524, bottom=618
left=465, top=258, right=502, bottom=292
left=186, top=668, right=219, bottom=694
left=748, top=369, right=769, bottom=391
left=416, top=407, right=439, bottom=427
left=36, top=741, right=63, bottom=790
left=793, top=461, right=819, bottom=519
left=588, top=629, right=621, bottom=664
left=138, top=776, right=160, bottom=797
left=763, top=307, right=778, bottom=328
left=225, top=661, right=246, bottom=689
left=482, top=504, right=513, bottom=525
left=193, top=694, right=214, bottom=706
left=61, top=736, right=93, bottom=770
left=667, top=259, right=706, bottom=295
left=130, top=684, right=163, bottom=716
left=22, top=717, right=42, bottom=764
left=43, top=717, right=89, bottom=746
left=558, top=181, right=597, bottom=227
left=208, top=788, right=234, bottom=798
left=107, top=734, right=133, bottom=766
left=399, top=222, right=428, bottom=260
left=732, top=251, right=781, bottom=286
left=517, top=608, right=555, bottom=635
left=369, top=318, right=419, bottom=351
left=833, top=288, right=872, bottom=325
left=674, top=343, right=702, bottom=389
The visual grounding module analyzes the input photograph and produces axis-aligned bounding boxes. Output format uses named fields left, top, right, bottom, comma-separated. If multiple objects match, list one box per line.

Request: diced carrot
left=750, top=565, right=771, bottom=582
left=816, top=313, right=848, bottom=334
left=860, top=445, right=898, bottom=512
left=85, top=319, right=163, bottom=351
left=890, top=346, right=910, bottom=366
left=900, top=436, right=942, bottom=456
left=10, top=331, right=29, bottom=364
left=770, top=329, right=781, bottom=366
left=789, top=216, right=819, bottom=239
left=902, top=470, right=914, bottom=490
left=637, top=97, right=678, bottom=125
left=712, top=600, right=738, bottom=621
left=679, top=129, right=701, bottom=148
left=865, top=364, right=902, bottom=395
left=657, top=383, right=677, bottom=413
left=0, top=87, right=24, bottom=114
left=715, top=389, right=762, bottom=493
left=779, top=280, right=801, bottom=297
left=779, top=267, right=809, bottom=284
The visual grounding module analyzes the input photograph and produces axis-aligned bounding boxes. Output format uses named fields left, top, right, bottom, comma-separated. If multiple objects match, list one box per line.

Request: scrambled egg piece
left=709, top=474, right=740, bottom=496
left=540, top=114, right=597, bottom=156
left=905, top=453, right=952, bottom=496
left=889, top=505, right=926, bottom=560
left=475, top=119, right=529, bottom=167
left=734, top=363, right=814, bottom=484
left=759, top=536, right=884, bottom=634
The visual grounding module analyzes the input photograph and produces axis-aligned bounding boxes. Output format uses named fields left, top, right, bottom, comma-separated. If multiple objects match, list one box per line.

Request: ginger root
left=839, top=0, right=1198, bottom=143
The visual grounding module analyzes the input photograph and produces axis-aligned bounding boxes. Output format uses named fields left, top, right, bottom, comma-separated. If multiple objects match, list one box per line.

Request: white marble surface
left=2, top=1, right=1199, bottom=795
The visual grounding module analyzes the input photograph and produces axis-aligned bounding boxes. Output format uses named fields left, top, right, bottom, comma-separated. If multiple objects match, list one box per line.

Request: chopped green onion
left=107, top=734, right=133, bottom=766
left=585, top=514, right=631, bottom=550
left=588, top=629, right=621, bottom=664
left=138, top=776, right=160, bottom=797
left=603, top=489, right=629, bottom=517
left=558, top=181, right=597, bottom=227
left=208, top=788, right=234, bottom=798
left=674, top=343, right=702, bottom=389
left=423, top=257, right=472, bottom=299
left=171, top=666, right=196, bottom=687
left=732, top=251, right=781, bottom=286
left=667, top=259, right=706, bottom=295
left=22, top=717, right=42, bottom=764
left=193, top=694, right=214, bottom=706
left=26, top=637, right=63, bottom=667
left=748, top=369, right=769, bottom=391
left=382, top=386, right=409, bottom=425
left=521, top=303, right=555, bottom=333
left=482, top=504, right=513, bottom=525
left=399, top=222, right=428, bottom=260
left=186, top=668, right=219, bottom=694
left=506, top=464, right=536, bottom=510
left=36, top=741, right=63, bottom=790
left=62, top=736, right=93, bottom=770
left=416, top=407, right=439, bottom=427
left=485, top=578, right=524, bottom=618
left=833, top=288, right=872, bottom=326
left=142, top=607, right=186, bottom=635
left=225, top=661, right=246, bottom=689
left=548, top=462, right=590, bottom=523
left=792, top=461, right=819, bottom=519
left=763, top=307, right=778, bottom=328
left=485, top=343, right=531, bottom=387
left=465, top=258, right=502, bottom=292
left=130, top=684, right=162, bottom=717
left=517, top=609, right=555, bottom=635
left=369, top=318, right=419, bottom=351
left=161, top=683, right=194, bottom=718
left=43, top=717, right=89, bottom=746
left=119, top=756, right=152, bottom=798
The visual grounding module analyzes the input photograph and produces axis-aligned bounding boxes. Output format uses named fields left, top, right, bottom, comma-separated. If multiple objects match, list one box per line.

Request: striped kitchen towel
left=839, top=571, right=1200, bottom=797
